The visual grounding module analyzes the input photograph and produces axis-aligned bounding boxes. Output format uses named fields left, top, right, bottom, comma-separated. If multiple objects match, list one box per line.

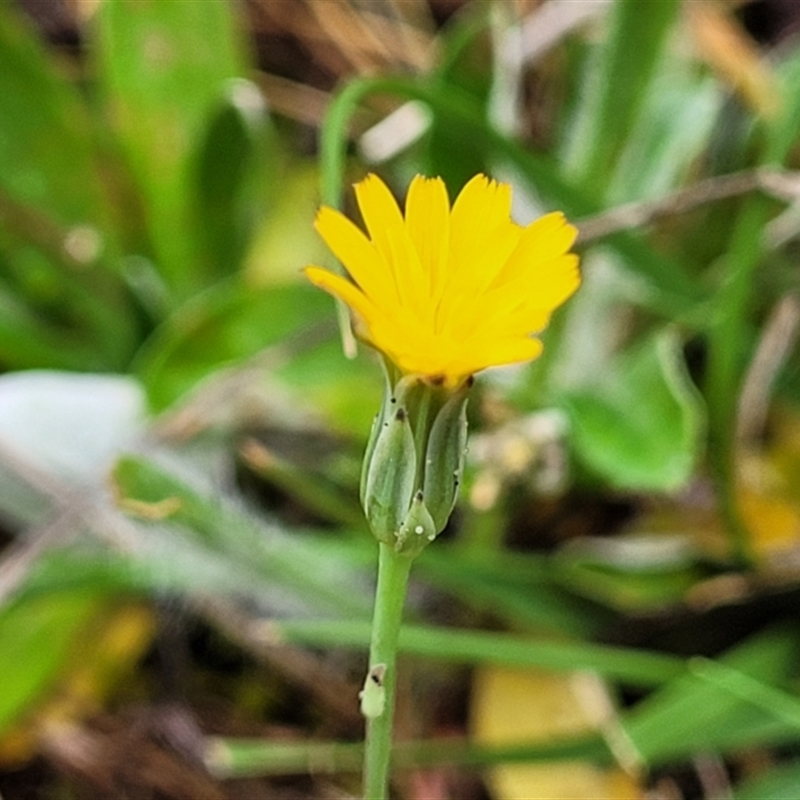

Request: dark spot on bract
left=395, top=408, right=407, bottom=422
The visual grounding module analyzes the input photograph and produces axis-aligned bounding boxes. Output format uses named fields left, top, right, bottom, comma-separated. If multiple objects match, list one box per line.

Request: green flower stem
left=362, top=543, right=414, bottom=799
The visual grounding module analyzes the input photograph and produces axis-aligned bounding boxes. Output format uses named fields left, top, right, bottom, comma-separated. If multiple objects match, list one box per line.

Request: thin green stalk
left=206, top=731, right=610, bottom=779
left=275, top=618, right=685, bottom=688
left=705, top=196, right=770, bottom=566
left=704, top=56, right=800, bottom=564
left=690, top=657, right=800, bottom=731
left=362, top=543, right=413, bottom=799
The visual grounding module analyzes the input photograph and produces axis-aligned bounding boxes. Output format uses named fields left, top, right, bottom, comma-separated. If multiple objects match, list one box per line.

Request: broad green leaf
left=192, top=79, right=277, bottom=279
left=0, top=589, right=107, bottom=736
left=134, top=280, right=334, bottom=412
left=94, top=0, right=246, bottom=299
left=564, top=329, right=705, bottom=491
left=136, top=271, right=381, bottom=432
left=273, top=336, right=382, bottom=437
left=243, top=162, right=327, bottom=286
left=0, top=587, right=153, bottom=766
left=0, top=7, right=105, bottom=226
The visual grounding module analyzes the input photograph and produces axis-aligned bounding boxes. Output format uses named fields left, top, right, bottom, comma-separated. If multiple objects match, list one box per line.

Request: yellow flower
left=304, top=173, right=580, bottom=388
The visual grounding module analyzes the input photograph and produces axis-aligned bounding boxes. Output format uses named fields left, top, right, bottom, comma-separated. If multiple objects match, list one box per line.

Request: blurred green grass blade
left=704, top=54, right=800, bottom=564
left=0, top=283, right=103, bottom=370
left=111, top=454, right=371, bottom=618
left=625, top=626, right=800, bottom=766
left=94, top=0, right=246, bottom=299
left=417, top=547, right=609, bottom=638
left=690, top=656, right=800, bottom=730
left=551, top=555, right=701, bottom=614
left=766, top=52, right=800, bottom=164
left=0, top=6, right=139, bottom=367
left=134, top=280, right=334, bottom=411
left=607, top=71, right=722, bottom=204
left=565, top=0, right=680, bottom=187
left=0, top=238, right=138, bottom=370
left=564, top=328, right=705, bottom=491
left=207, top=737, right=365, bottom=778
left=273, top=619, right=684, bottom=688
left=0, top=588, right=107, bottom=735
left=422, top=9, right=493, bottom=191
left=0, top=6, right=107, bottom=227
left=207, top=732, right=609, bottom=779
left=241, top=439, right=365, bottom=531
left=734, top=760, right=800, bottom=800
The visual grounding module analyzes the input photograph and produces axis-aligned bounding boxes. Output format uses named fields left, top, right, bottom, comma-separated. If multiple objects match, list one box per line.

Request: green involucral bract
left=360, top=361, right=469, bottom=557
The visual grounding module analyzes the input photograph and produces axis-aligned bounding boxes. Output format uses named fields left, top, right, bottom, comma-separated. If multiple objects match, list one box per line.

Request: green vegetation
left=1, top=1, right=800, bottom=797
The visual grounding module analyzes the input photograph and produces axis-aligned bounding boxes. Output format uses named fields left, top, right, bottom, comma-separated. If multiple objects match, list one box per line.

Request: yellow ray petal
left=305, top=173, right=580, bottom=385
left=354, top=173, right=404, bottom=252
left=482, top=255, right=581, bottom=323
left=405, top=175, right=450, bottom=302
left=451, top=174, right=513, bottom=241
left=314, top=206, right=398, bottom=308
left=450, top=335, right=544, bottom=379
left=438, top=220, right=523, bottom=338
left=492, top=213, right=578, bottom=288
left=303, top=266, right=380, bottom=340
left=380, top=222, right=430, bottom=321
left=449, top=175, right=515, bottom=286
left=474, top=308, right=552, bottom=340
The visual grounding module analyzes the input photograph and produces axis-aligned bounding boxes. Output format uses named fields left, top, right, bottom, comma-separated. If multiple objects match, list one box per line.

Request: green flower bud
left=361, top=362, right=470, bottom=555
left=360, top=376, right=418, bottom=546
left=423, top=385, right=469, bottom=532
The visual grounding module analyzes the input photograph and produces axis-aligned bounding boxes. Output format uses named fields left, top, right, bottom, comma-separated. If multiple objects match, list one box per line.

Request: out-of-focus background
left=2, top=0, right=800, bottom=797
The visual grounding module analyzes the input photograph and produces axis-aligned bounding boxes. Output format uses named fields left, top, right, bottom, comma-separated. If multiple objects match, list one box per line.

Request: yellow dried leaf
left=470, top=666, right=642, bottom=800
left=0, top=603, right=155, bottom=767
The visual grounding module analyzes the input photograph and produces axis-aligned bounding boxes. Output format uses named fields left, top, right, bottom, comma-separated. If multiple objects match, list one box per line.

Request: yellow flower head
left=304, top=173, right=580, bottom=388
